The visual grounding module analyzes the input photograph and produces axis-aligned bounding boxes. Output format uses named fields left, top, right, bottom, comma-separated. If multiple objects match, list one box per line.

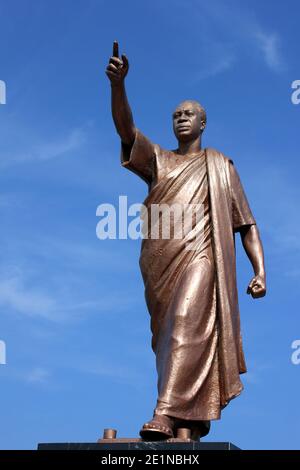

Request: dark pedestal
left=38, top=441, right=240, bottom=450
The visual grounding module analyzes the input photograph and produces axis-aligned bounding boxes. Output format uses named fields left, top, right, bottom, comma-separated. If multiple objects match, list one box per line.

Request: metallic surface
left=103, top=429, right=117, bottom=439
left=106, top=42, right=266, bottom=439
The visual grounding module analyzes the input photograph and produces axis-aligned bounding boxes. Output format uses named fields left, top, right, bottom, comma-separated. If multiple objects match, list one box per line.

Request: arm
left=106, top=41, right=135, bottom=146
left=240, top=224, right=266, bottom=298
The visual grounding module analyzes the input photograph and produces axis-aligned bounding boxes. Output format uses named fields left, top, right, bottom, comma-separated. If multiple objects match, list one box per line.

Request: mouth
left=177, top=126, right=190, bottom=131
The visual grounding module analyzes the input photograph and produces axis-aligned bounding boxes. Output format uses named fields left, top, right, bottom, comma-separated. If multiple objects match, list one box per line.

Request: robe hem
left=155, top=409, right=221, bottom=422
left=155, top=384, right=244, bottom=422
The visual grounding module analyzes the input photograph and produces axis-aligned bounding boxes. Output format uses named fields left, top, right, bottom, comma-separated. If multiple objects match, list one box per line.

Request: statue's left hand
left=247, top=274, right=266, bottom=299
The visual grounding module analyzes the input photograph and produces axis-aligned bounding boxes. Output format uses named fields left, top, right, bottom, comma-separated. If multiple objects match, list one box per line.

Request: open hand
left=106, top=41, right=129, bottom=85
left=247, top=274, right=266, bottom=299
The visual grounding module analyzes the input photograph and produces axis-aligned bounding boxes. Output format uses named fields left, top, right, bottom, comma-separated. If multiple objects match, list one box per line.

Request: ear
left=200, top=120, right=206, bottom=132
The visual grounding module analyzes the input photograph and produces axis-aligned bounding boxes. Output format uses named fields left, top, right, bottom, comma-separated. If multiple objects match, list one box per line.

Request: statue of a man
left=106, top=42, right=266, bottom=441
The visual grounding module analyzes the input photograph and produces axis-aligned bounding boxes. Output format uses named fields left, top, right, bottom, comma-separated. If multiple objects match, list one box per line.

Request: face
left=172, top=101, right=205, bottom=143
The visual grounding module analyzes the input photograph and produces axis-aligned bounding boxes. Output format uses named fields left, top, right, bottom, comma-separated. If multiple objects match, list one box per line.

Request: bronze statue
left=106, top=41, right=266, bottom=441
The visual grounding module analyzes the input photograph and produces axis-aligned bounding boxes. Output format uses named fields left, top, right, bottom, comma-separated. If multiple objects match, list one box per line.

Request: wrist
left=256, top=270, right=266, bottom=279
left=110, top=80, right=125, bottom=89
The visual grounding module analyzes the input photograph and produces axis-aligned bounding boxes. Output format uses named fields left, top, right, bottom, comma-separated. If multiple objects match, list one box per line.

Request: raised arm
left=240, top=224, right=266, bottom=298
left=106, top=41, right=136, bottom=146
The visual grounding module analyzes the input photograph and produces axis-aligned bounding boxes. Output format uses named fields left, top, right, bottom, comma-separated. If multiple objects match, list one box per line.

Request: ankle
left=153, top=413, right=174, bottom=428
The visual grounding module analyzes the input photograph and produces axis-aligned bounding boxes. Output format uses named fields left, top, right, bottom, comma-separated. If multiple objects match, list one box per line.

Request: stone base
left=38, top=441, right=240, bottom=450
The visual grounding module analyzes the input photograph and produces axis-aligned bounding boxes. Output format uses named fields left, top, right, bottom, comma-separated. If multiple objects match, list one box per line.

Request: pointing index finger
left=113, top=41, right=119, bottom=58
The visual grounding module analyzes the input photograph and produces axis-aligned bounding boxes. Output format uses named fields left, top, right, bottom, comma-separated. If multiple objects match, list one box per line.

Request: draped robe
left=121, top=130, right=256, bottom=431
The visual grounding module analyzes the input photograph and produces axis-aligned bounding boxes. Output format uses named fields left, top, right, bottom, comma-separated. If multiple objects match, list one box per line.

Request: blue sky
left=0, top=0, right=299, bottom=450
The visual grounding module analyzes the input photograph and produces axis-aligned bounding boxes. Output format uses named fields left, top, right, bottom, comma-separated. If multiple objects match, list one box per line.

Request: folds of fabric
left=140, top=153, right=220, bottom=421
left=120, top=131, right=256, bottom=422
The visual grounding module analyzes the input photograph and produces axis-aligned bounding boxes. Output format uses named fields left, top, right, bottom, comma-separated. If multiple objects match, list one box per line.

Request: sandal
left=139, top=415, right=174, bottom=440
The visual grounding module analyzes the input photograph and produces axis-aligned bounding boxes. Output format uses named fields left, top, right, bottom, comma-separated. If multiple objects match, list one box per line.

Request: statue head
left=172, top=100, right=206, bottom=143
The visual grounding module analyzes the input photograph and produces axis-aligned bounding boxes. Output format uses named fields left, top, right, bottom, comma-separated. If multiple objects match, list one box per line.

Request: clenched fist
left=106, top=41, right=129, bottom=85
left=247, top=274, right=266, bottom=299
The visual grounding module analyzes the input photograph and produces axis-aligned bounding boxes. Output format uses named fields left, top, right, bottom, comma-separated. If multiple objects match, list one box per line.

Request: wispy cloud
left=34, top=127, right=86, bottom=161
left=24, top=367, right=51, bottom=384
left=0, top=273, right=57, bottom=320
left=172, top=0, right=285, bottom=77
left=206, top=55, right=235, bottom=77
left=80, top=360, right=143, bottom=384
left=191, top=47, right=236, bottom=81
left=243, top=361, right=274, bottom=385
left=0, top=263, right=139, bottom=323
left=0, top=124, right=87, bottom=168
left=252, top=30, right=283, bottom=72
left=3, top=366, right=53, bottom=386
left=0, top=234, right=137, bottom=278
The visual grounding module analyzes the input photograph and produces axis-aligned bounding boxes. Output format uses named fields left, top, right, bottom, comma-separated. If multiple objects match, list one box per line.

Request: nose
left=177, top=115, right=188, bottom=123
